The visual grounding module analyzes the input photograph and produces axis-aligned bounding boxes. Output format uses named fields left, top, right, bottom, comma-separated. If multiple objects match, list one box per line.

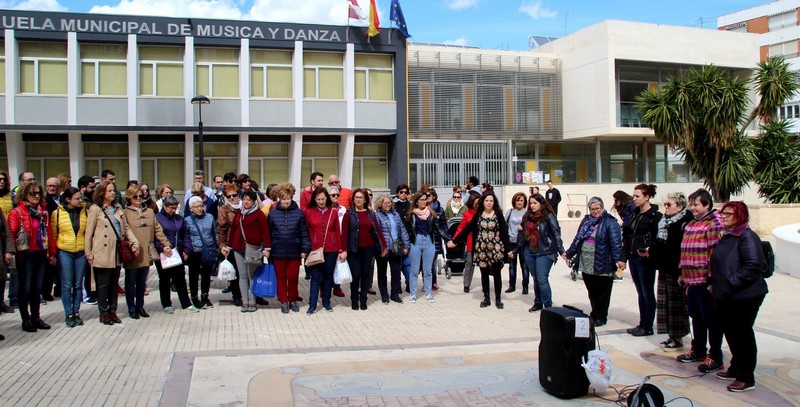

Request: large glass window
left=355, top=54, right=393, bottom=101
left=194, top=141, right=238, bottom=178
left=303, top=52, right=343, bottom=99
left=250, top=50, right=292, bottom=98
left=248, top=143, right=289, bottom=188
left=196, top=48, right=239, bottom=98
left=85, top=142, right=129, bottom=182
left=26, top=141, right=69, bottom=179
left=769, top=11, right=797, bottom=31
left=647, top=143, right=692, bottom=183
left=769, top=40, right=799, bottom=59
left=513, top=142, right=596, bottom=184
left=140, top=142, right=185, bottom=190
left=601, top=141, right=644, bottom=183
left=301, top=143, right=339, bottom=183
left=140, top=46, right=184, bottom=96
left=80, top=44, right=127, bottom=95
left=352, top=143, right=388, bottom=188
left=19, top=42, right=68, bottom=95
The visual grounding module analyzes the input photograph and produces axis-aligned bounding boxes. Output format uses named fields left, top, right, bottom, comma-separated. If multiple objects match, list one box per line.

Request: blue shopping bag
left=251, top=261, right=277, bottom=298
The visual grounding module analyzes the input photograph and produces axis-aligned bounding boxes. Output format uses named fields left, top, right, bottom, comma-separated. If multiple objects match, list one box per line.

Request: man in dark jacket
left=545, top=180, right=562, bottom=216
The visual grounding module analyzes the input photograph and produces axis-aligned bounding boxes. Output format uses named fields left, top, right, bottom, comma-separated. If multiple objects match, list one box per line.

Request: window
left=195, top=141, right=238, bottom=179
left=777, top=104, right=800, bottom=119
left=81, top=44, right=127, bottom=96
left=140, top=46, right=184, bottom=96
left=26, top=141, right=69, bottom=179
left=19, top=42, right=68, bottom=94
left=85, top=142, right=129, bottom=182
left=352, top=143, right=388, bottom=188
left=513, top=142, right=596, bottom=184
left=601, top=142, right=644, bottom=183
left=196, top=48, right=239, bottom=98
left=769, top=40, right=799, bottom=58
left=0, top=44, right=5, bottom=94
left=248, top=143, right=289, bottom=188
left=140, top=142, right=185, bottom=189
left=303, top=52, right=343, bottom=99
left=301, top=144, right=339, bottom=183
left=617, top=65, right=671, bottom=127
left=648, top=143, right=691, bottom=183
left=355, top=54, right=393, bottom=100
left=250, top=50, right=292, bottom=98
left=769, top=11, right=797, bottom=31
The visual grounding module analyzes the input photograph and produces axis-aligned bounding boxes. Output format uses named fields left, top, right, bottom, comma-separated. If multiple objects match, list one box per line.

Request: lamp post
left=191, top=95, right=210, bottom=173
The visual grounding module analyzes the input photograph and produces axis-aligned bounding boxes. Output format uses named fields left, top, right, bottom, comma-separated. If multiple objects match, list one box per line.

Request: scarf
left=574, top=214, right=601, bottom=244
left=240, top=203, right=259, bottom=217
left=449, top=201, right=463, bottom=214
left=227, top=200, right=242, bottom=211
left=27, top=203, right=48, bottom=251
left=413, top=207, right=430, bottom=221
left=524, top=210, right=545, bottom=251
left=657, top=209, right=688, bottom=241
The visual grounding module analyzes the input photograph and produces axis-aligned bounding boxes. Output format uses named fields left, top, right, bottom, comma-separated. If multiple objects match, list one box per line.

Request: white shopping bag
left=334, top=260, right=352, bottom=285
left=159, top=250, right=183, bottom=269
left=581, top=350, right=613, bottom=389
left=217, top=258, right=235, bottom=280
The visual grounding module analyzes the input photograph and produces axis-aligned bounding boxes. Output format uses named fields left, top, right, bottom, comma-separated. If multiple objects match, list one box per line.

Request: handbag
left=13, top=208, right=30, bottom=252
left=103, top=208, right=135, bottom=263
left=239, top=215, right=263, bottom=265
left=251, top=260, right=277, bottom=298
left=306, top=209, right=334, bottom=267
left=191, top=216, right=218, bottom=265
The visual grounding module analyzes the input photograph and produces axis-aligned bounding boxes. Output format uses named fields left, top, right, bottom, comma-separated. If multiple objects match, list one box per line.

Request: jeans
left=58, top=250, right=87, bottom=316
left=686, top=285, right=723, bottom=362
left=124, top=266, right=149, bottom=312
left=523, top=246, right=555, bottom=307
left=308, top=252, right=337, bottom=309
left=507, top=242, right=529, bottom=289
left=233, top=251, right=258, bottom=304
left=348, top=246, right=375, bottom=304
left=629, top=254, right=657, bottom=330
left=376, top=253, right=402, bottom=300
left=408, top=234, right=435, bottom=297
left=16, top=250, right=47, bottom=322
left=154, top=260, right=191, bottom=309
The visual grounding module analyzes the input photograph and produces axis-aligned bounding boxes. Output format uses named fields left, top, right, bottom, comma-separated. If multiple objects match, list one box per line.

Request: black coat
left=652, top=211, right=693, bottom=276
left=710, top=227, right=768, bottom=301
left=267, top=201, right=311, bottom=259
left=621, top=204, right=662, bottom=262
left=514, top=212, right=565, bottom=256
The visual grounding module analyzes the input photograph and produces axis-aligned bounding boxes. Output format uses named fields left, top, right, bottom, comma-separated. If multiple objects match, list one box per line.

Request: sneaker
left=432, top=284, right=441, bottom=292
left=280, top=303, right=290, bottom=314
left=613, top=276, right=624, bottom=283
left=74, top=315, right=84, bottom=326
left=290, top=302, right=299, bottom=313
left=528, top=304, right=543, bottom=312
left=241, top=306, right=249, bottom=313
left=410, top=296, right=416, bottom=304
left=663, top=339, right=684, bottom=349
left=248, top=305, right=257, bottom=312
left=323, top=305, right=334, bottom=312
left=727, top=380, right=755, bottom=392
left=164, top=307, right=174, bottom=314
left=65, top=315, right=76, bottom=328
left=427, top=295, right=435, bottom=304
left=716, top=369, right=736, bottom=381
left=189, top=306, right=201, bottom=313
left=221, top=285, right=232, bottom=294
left=85, top=297, right=98, bottom=305
left=698, top=358, right=723, bottom=373
left=677, top=349, right=707, bottom=363
left=306, top=307, right=316, bottom=315
left=333, top=288, right=346, bottom=297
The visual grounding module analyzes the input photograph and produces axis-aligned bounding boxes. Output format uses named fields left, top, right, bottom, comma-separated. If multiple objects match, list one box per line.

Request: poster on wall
left=532, top=171, right=544, bottom=184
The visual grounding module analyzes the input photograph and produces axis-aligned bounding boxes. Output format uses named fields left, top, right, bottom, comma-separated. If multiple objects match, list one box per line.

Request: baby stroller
left=443, top=216, right=467, bottom=279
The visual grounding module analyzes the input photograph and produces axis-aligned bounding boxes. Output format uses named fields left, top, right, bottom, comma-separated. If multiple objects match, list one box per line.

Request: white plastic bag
left=217, top=258, right=235, bottom=281
left=334, top=259, right=352, bottom=285
left=581, top=350, right=613, bottom=389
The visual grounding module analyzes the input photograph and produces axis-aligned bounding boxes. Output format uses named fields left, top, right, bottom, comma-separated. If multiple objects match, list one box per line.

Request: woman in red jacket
left=304, top=187, right=346, bottom=315
left=220, top=189, right=270, bottom=313
left=8, top=181, right=56, bottom=333
left=455, top=192, right=481, bottom=293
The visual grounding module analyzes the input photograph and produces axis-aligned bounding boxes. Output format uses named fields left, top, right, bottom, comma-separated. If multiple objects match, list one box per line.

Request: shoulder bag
left=306, top=209, right=334, bottom=267
left=103, top=208, right=136, bottom=263
left=239, top=214, right=263, bottom=265
left=14, top=208, right=30, bottom=252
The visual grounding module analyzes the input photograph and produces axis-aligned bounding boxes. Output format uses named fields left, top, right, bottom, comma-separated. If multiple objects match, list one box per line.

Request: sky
left=0, top=0, right=767, bottom=50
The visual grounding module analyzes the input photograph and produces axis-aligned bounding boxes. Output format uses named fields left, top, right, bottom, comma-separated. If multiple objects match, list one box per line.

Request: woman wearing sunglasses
left=122, top=184, right=171, bottom=320
left=217, top=184, right=244, bottom=306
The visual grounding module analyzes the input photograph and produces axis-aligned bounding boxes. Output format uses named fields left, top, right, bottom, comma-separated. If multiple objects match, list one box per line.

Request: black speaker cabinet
left=538, top=305, right=596, bottom=399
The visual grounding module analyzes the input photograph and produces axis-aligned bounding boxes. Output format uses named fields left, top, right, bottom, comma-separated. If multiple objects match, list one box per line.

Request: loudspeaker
left=538, top=305, right=596, bottom=399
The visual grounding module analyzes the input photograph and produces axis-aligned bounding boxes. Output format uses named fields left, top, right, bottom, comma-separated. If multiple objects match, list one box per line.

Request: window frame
left=139, top=46, right=184, bottom=97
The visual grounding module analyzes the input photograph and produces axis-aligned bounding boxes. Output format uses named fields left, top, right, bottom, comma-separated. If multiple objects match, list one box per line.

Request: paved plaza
left=1, top=220, right=799, bottom=406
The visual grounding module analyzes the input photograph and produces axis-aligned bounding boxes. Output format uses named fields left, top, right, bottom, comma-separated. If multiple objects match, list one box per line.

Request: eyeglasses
left=29, top=191, right=41, bottom=196
left=452, top=195, right=461, bottom=199
left=165, top=205, right=178, bottom=210
left=720, top=212, right=735, bottom=217
left=398, top=190, right=409, bottom=195
left=663, top=203, right=674, bottom=208
left=24, top=178, right=36, bottom=182
left=132, top=195, right=143, bottom=199
left=329, top=181, right=340, bottom=185
left=46, top=184, right=58, bottom=188
left=225, top=194, right=237, bottom=199
left=330, top=194, right=340, bottom=197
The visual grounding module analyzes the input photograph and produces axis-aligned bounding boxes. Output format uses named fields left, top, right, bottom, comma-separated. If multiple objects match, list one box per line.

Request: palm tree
left=636, top=58, right=799, bottom=202
left=753, top=120, right=800, bottom=204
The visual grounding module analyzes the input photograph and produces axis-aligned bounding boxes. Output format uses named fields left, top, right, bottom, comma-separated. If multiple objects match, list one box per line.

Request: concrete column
left=240, top=38, right=250, bottom=127
left=128, top=133, right=140, bottom=182
left=68, top=132, right=84, bottom=178
left=339, top=133, right=355, bottom=186
left=293, top=41, right=303, bottom=127
left=184, top=132, right=195, bottom=193
left=6, top=132, right=24, bottom=182
left=127, top=34, right=138, bottom=126
left=288, top=133, right=303, bottom=200
left=345, top=43, right=355, bottom=128
left=67, top=32, right=78, bottom=125
left=238, top=133, right=249, bottom=175
left=184, top=37, right=195, bottom=126
left=5, top=31, right=16, bottom=124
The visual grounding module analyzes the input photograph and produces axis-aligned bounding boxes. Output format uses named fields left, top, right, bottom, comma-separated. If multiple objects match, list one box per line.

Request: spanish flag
left=367, top=0, right=380, bottom=37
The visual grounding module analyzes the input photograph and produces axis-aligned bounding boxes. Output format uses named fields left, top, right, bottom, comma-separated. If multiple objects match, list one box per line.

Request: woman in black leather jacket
left=709, top=201, right=767, bottom=393
left=621, top=183, right=662, bottom=337
left=514, top=194, right=564, bottom=312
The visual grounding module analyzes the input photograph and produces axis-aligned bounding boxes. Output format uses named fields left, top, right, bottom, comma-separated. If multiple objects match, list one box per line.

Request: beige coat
left=85, top=204, right=139, bottom=268
left=123, top=206, right=170, bottom=268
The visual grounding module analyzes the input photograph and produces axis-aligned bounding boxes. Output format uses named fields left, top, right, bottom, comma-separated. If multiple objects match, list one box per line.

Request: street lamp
left=191, top=95, right=211, bottom=173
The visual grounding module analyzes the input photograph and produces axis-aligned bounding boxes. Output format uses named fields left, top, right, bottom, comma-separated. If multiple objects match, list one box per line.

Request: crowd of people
left=0, top=170, right=769, bottom=392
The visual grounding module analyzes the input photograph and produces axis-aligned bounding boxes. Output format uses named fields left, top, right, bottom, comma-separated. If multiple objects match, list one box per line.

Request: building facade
left=0, top=9, right=407, bottom=193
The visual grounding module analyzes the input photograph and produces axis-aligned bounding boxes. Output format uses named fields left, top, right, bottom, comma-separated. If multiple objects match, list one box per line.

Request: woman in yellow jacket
left=51, top=187, right=88, bottom=328
left=0, top=172, right=12, bottom=315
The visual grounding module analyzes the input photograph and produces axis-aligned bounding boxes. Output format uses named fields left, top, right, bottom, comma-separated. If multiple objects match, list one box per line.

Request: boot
left=495, top=296, right=504, bottom=309
left=522, top=285, right=529, bottom=295
left=480, top=295, right=491, bottom=308
left=192, top=296, right=204, bottom=309
left=504, top=286, right=515, bottom=293
left=201, top=293, right=214, bottom=308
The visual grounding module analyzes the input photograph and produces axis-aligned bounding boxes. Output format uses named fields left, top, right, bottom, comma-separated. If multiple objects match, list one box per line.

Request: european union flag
left=390, top=0, right=411, bottom=38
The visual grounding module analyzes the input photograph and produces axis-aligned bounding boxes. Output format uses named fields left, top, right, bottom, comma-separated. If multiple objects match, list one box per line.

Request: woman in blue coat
left=267, top=184, right=310, bottom=314
left=374, top=195, right=411, bottom=304
left=563, top=197, right=623, bottom=327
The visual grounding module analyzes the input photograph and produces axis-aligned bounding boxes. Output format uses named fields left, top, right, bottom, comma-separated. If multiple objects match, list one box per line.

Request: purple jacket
left=155, top=209, right=187, bottom=255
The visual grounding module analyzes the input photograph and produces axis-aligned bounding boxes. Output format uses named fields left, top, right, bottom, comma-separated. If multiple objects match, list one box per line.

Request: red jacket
left=228, top=209, right=270, bottom=252
left=8, top=202, right=57, bottom=256
left=299, top=186, right=314, bottom=210
left=304, top=206, right=343, bottom=253
left=455, top=208, right=476, bottom=253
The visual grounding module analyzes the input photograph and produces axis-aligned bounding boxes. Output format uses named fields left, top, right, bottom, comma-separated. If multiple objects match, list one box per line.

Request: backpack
left=761, top=240, right=775, bottom=278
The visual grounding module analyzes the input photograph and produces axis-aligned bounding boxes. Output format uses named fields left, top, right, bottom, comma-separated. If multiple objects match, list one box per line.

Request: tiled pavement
left=1, top=220, right=799, bottom=406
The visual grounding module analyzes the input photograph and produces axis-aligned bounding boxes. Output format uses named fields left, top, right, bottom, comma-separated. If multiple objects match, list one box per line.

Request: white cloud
left=0, top=0, right=67, bottom=11
left=89, top=0, right=244, bottom=19
left=519, top=0, right=556, bottom=20
left=443, top=36, right=469, bottom=46
left=445, top=0, right=478, bottom=11
left=245, top=0, right=352, bottom=25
